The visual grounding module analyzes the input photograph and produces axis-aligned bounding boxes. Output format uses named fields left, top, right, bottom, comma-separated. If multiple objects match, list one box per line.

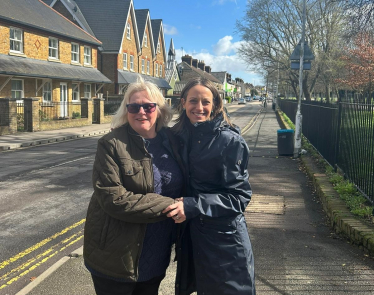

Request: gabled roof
left=135, top=9, right=154, bottom=56
left=151, top=19, right=167, bottom=64
left=211, top=71, right=227, bottom=84
left=177, top=62, right=221, bottom=84
left=168, top=38, right=175, bottom=57
left=0, top=0, right=101, bottom=45
left=66, top=0, right=139, bottom=52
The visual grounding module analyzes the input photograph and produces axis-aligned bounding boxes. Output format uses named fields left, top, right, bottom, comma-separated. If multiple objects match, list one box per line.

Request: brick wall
left=154, top=35, right=166, bottom=78
left=139, top=26, right=153, bottom=75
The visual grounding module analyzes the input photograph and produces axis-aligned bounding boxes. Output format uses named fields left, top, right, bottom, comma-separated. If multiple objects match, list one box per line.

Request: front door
left=60, top=83, right=68, bottom=118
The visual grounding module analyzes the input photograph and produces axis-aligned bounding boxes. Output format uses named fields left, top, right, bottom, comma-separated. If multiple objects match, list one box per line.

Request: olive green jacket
left=83, top=123, right=185, bottom=281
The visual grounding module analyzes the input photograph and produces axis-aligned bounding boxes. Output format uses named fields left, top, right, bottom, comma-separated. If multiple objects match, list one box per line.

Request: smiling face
left=127, top=90, right=158, bottom=139
left=182, top=84, right=214, bottom=124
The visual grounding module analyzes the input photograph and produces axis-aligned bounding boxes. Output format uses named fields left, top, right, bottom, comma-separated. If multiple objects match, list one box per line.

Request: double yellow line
left=0, top=219, right=85, bottom=290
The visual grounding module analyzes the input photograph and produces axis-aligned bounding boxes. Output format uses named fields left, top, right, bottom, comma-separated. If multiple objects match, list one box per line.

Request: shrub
left=72, top=111, right=81, bottom=119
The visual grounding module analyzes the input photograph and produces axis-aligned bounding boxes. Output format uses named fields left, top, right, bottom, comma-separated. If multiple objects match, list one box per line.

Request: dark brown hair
left=173, top=77, right=232, bottom=132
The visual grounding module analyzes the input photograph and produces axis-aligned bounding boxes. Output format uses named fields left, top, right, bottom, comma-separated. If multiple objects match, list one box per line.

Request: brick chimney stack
left=192, top=59, right=198, bottom=68
left=181, top=54, right=192, bottom=66
left=205, top=65, right=211, bottom=73
left=198, top=60, right=205, bottom=71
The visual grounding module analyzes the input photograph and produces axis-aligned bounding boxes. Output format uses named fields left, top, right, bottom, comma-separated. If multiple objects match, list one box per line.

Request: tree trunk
left=325, top=84, right=330, bottom=103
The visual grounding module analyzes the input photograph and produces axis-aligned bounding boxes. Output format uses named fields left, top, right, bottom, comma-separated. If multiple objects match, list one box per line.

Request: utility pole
left=294, top=0, right=306, bottom=158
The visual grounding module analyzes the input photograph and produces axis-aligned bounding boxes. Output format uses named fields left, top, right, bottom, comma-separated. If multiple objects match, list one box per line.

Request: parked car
left=238, top=98, right=246, bottom=105
left=245, top=96, right=252, bottom=102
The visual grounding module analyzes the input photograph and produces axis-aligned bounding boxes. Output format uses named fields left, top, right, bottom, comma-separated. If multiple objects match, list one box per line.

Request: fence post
left=333, top=101, right=342, bottom=172
left=93, top=98, right=105, bottom=124
left=23, top=98, right=40, bottom=132
left=0, top=98, right=17, bottom=135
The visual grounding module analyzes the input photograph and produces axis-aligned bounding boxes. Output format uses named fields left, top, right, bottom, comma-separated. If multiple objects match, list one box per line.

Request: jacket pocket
left=120, top=160, right=143, bottom=176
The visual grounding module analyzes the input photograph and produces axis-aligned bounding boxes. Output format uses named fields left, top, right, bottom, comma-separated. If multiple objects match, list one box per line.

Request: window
left=143, top=35, right=147, bottom=47
left=43, top=82, right=52, bottom=102
left=72, top=83, right=79, bottom=101
left=71, top=43, right=80, bottom=63
left=147, top=60, right=150, bottom=74
left=157, top=42, right=160, bottom=53
left=49, top=37, right=58, bottom=59
left=84, top=84, right=91, bottom=98
left=141, top=59, right=145, bottom=73
left=126, top=23, right=131, bottom=39
left=159, top=65, right=162, bottom=77
left=11, top=79, right=23, bottom=100
left=155, top=64, right=158, bottom=77
left=84, top=46, right=91, bottom=65
left=123, top=53, right=128, bottom=69
left=130, top=55, right=134, bottom=71
left=10, top=27, right=23, bottom=53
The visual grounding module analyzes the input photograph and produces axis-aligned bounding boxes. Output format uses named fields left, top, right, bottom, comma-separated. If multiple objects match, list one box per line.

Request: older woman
left=84, top=78, right=185, bottom=295
left=164, top=77, right=256, bottom=295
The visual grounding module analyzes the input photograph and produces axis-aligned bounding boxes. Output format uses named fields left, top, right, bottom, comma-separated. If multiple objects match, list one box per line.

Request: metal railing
left=39, top=101, right=82, bottom=121
left=104, top=100, right=122, bottom=116
left=279, top=99, right=373, bottom=204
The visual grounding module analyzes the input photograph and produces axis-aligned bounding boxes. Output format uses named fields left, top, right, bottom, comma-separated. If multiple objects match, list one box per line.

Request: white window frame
left=155, top=64, right=158, bottom=77
left=147, top=60, right=150, bottom=74
left=126, top=23, right=131, bottom=39
left=71, top=43, right=80, bottom=63
left=159, top=65, right=162, bottom=77
left=144, top=35, right=147, bottom=47
left=10, top=27, right=23, bottom=53
left=84, top=84, right=91, bottom=98
left=123, top=53, right=128, bottom=70
left=43, top=81, right=52, bottom=102
left=141, top=59, right=145, bottom=73
left=72, top=83, right=80, bottom=101
left=130, top=55, right=134, bottom=71
left=49, top=37, right=59, bottom=59
left=157, top=42, right=160, bottom=53
left=84, top=46, right=91, bottom=65
left=11, top=79, right=24, bottom=101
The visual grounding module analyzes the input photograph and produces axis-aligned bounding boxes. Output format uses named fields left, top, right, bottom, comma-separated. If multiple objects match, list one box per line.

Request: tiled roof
left=118, top=70, right=171, bottom=89
left=0, top=0, right=100, bottom=45
left=0, top=54, right=111, bottom=83
left=135, top=9, right=149, bottom=50
left=211, top=71, right=227, bottom=83
left=177, top=62, right=222, bottom=84
left=151, top=19, right=161, bottom=52
left=72, top=0, right=132, bottom=52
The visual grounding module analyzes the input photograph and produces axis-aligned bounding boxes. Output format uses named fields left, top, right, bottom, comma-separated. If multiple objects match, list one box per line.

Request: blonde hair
left=111, top=76, right=172, bottom=130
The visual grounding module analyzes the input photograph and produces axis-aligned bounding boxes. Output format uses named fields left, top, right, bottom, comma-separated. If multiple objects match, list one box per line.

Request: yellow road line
left=0, top=219, right=85, bottom=270
left=0, top=230, right=84, bottom=280
left=0, top=235, right=84, bottom=290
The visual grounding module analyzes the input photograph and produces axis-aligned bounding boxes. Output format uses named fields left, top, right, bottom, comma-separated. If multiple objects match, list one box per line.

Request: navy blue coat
left=173, top=114, right=256, bottom=295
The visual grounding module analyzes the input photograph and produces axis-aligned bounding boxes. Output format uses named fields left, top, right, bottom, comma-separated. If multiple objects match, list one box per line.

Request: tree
left=236, top=0, right=345, bottom=101
left=335, top=33, right=374, bottom=102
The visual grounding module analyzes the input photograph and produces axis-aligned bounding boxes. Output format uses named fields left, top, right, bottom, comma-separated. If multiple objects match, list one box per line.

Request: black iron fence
left=39, top=101, right=82, bottom=121
left=279, top=99, right=373, bottom=204
left=104, top=100, right=122, bottom=115
left=17, top=101, right=25, bottom=131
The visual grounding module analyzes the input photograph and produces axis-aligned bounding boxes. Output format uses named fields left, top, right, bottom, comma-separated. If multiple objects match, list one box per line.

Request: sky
left=134, top=0, right=264, bottom=86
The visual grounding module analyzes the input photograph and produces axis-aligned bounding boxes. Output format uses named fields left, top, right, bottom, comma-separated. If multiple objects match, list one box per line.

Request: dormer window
left=126, top=23, right=131, bottom=39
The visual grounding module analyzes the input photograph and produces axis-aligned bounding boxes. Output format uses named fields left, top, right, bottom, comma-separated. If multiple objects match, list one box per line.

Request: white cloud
left=163, top=24, right=178, bottom=35
left=174, top=36, right=261, bottom=83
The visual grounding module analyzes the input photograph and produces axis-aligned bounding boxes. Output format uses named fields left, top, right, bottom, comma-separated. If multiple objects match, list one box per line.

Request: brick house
left=0, top=0, right=111, bottom=134
left=175, top=55, right=225, bottom=99
left=44, top=0, right=171, bottom=97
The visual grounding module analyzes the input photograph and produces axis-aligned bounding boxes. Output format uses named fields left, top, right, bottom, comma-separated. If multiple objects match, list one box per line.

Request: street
left=0, top=102, right=261, bottom=295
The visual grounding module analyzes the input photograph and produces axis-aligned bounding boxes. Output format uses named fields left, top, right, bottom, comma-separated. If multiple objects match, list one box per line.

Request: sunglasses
left=126, top=103, right=157, bottom=114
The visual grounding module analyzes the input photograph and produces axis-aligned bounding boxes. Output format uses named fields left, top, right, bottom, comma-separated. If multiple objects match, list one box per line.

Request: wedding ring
left=175, top=215, right=180, bottom=220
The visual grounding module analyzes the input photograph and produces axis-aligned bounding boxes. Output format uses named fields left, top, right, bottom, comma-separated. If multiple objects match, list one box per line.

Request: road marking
left=0, top=228, right=84, bottom=290
left=0, top=219, right=85, bottom=270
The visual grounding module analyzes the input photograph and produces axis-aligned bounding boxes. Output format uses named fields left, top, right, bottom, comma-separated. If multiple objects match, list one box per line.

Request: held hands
left=163, top=198, right=185, bottom=223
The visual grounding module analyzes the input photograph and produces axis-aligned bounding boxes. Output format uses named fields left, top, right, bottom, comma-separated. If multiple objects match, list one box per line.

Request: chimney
left=192, top=59, right=198, bottom=68
left=181, top=54, right=192, bottom=66
left=198, top=60, right=205, bottom=71
left=205, top=65, right=211, bottom=73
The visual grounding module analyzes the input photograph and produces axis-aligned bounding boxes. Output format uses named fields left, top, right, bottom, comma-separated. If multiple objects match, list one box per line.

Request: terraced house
left=44, top=0, right=171, bottom=97
left=0, top=0, right=111, bottom=135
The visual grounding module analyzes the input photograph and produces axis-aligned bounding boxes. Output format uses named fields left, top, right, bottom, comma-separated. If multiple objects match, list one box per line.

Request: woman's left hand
left=163, top=199, right=186, bottom=223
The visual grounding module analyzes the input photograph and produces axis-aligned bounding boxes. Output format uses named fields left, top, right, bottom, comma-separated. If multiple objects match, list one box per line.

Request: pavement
left=2, top=103, right=373, bottom=295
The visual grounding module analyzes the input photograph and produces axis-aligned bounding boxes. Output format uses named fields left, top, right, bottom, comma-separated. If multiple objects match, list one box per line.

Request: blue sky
left=135, top=0, right=264, bottom=85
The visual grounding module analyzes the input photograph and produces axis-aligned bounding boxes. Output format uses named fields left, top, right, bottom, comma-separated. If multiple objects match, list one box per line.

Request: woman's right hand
left=162, top=199, right=186, bottom=223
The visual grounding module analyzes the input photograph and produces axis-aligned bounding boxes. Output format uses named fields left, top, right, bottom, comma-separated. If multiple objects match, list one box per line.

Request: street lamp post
left=294, top=0, right=306, bottom=158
